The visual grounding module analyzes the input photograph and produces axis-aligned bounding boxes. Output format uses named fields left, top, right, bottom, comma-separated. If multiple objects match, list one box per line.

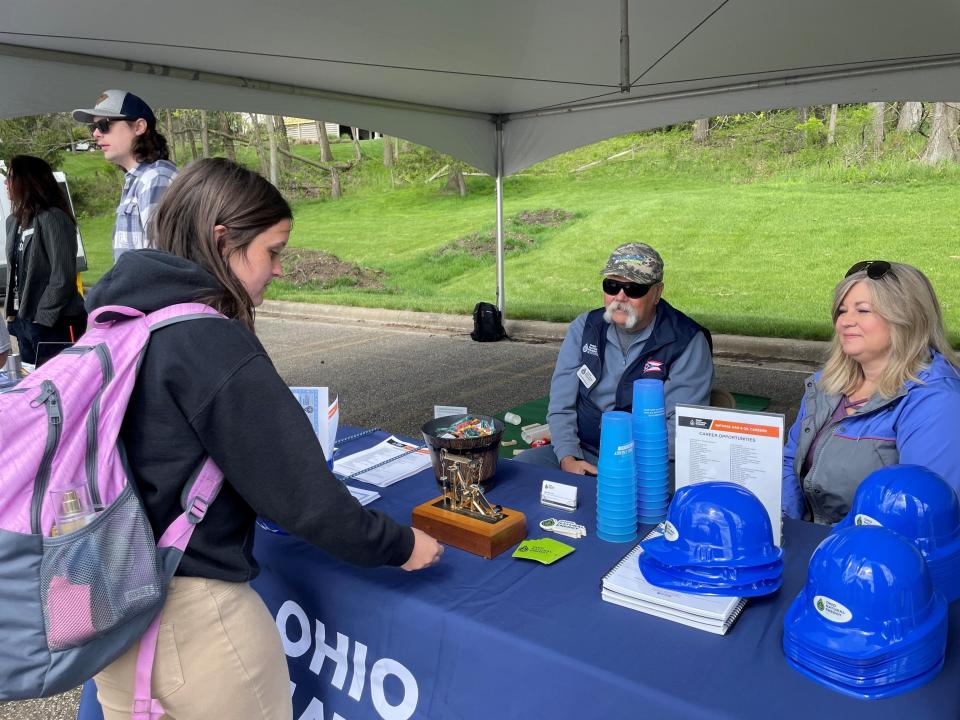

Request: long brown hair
left=150, top=158, right=292, bottom=329
left=131, top=127, right=171, bottom=164
left=7, top=155, right=75, bottom=228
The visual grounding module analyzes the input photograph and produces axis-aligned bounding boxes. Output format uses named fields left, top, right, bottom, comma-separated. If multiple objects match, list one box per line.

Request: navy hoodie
left=87, top=250, right=414, bottom=581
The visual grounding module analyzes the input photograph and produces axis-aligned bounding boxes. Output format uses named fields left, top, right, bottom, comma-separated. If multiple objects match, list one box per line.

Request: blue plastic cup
left=597, top=411, right=635, bottom=474
left=633, top=434, right=668, bottom=447
left=598, top=516, right=639, bottom=533
left=598, top=484, right=638, bottom=498
left=634, top=450, right=669, bottom=464
left=596, top=463, right=635, bottom=479
left=639, top=513, right=668, bottom=525
left=637, top=490, right=671, bottom=503
left=597, top=504, right=638, bottom=520
left=637, top=463, right=670, bottom=477
left=598, top=528, right=638, bottom=543
left=599, top=497, right=638, bottom=512
left=598, top=474, right=637, bottom=492
left=633, top=378, right=665, bottom=409
left=638, top=500, right=670, bottom=514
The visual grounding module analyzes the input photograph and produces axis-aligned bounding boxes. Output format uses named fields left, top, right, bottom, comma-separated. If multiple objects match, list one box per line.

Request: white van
left=0, top=163, right=88, bottom=299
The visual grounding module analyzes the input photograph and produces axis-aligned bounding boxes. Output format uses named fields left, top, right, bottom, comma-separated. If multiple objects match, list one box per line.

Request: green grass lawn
left=66, top=111, right=960, bottom=343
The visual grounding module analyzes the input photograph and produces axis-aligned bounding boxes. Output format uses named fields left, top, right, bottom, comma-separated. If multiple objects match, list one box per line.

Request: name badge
left=577, top=364, right=597, bottom=389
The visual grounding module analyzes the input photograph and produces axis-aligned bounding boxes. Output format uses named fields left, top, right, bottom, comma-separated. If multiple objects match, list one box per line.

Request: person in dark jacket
left=88, top=158, right=442, bottom=720
left=782, top=261, right=960, bottom=524
left=518, top=242, right=714, bottom=474
left=4, top=155, right=87, bottom=365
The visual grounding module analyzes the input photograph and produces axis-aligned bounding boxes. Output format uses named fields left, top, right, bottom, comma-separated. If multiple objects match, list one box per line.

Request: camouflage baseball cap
left=600, top=243, right=664, bottom=284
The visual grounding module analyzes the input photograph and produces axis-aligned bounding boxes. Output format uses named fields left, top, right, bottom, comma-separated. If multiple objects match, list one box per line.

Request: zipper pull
left=30, top=386, right=53, bottom=408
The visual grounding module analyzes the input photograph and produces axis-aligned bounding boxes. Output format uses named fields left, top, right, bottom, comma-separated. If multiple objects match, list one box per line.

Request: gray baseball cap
left=600, top=243, right=664, bottom=284
left=73, top=89, right=157, bottom=130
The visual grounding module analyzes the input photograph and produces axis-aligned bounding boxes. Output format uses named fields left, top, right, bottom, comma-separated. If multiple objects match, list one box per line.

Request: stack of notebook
left=601, top=532, right=748, bottom=635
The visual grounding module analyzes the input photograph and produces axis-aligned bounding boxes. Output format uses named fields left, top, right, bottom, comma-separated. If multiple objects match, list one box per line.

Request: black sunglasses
left=88, top=118, right=121, bottom=134
left=845, top=260, right=892, bottom=280
left=602, top=278, right=654, bottom=299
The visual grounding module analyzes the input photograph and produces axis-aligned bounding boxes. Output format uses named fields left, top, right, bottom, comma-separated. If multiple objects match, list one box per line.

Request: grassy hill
left=63, top=108, right=960, bottom=342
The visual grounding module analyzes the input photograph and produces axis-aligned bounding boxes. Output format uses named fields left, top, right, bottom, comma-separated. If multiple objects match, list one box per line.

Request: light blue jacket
left=782, top=351, right=960, bottom=524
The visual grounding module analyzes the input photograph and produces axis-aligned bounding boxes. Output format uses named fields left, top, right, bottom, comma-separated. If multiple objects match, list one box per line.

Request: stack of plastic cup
left=596, top=410, right=637, bottom=543
left=783, top=526, right=948, bottom=699
left=632, top=379, right=670, bottom=524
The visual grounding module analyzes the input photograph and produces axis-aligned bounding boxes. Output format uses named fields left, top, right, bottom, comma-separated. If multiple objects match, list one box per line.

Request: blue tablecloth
left=79, top=428, right=960, bottom=719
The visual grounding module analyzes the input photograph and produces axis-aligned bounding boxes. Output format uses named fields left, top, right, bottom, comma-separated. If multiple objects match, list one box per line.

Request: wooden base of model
left=412, top=497, right=527, bottom=559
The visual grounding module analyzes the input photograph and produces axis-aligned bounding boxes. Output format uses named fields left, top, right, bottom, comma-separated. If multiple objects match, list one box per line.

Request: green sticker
left=512, top=537, right=575, bottom=565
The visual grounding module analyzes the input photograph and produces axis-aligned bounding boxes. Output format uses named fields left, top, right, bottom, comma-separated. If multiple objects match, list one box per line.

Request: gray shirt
left=547, top=308, right=714, bottom=462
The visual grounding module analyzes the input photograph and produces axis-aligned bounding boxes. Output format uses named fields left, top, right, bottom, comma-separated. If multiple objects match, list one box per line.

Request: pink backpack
left=0, top=303, right=225, bottom=720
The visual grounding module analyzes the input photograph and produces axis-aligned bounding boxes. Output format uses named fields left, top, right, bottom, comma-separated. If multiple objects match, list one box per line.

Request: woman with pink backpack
left=84, top=158, right=443, bottom=719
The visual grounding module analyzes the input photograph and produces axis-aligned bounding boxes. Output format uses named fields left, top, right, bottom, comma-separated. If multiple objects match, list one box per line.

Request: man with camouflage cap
left=518, top=242, right=714, bottom=474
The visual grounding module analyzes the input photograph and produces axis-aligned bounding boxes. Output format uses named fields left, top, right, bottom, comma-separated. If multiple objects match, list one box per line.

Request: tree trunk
left=165, top=110, right=177, bottom=165
left=445, top=165, right=466, bottom=197
left=247, top=113, right=269, bottom=176
left=274, top=116, right=291, bottom=168
left=383, top=133, right=394, bottom=166
left=870, top=102, right=885, bottom=154
left=920, top=102, right=960, bottom=165
left=329, top=166, right=342, bottom=199
left=896, top=101, right=923, bottom=132
left=692, top=118, right=710, bottom=143
left=220, top=113, right=236, bottom=162
left=797, top=107, right=809, bottom=123
left=318, top=122, right=334, bottom=162
left=351, top=127, right=362, bottom=162
left=199, top=110, right=210, bottom=157
left=266, top=114, right=279, bottom=185
left=827, top=104, right=838, bottom=144
left=186, top=126, right=198, bottom=161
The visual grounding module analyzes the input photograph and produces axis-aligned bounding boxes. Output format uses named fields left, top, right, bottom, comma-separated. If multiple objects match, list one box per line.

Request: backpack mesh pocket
left=40, top=487, right=163, bottom=652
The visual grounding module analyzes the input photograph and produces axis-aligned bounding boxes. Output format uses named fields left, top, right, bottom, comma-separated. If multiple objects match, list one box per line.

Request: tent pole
left=495, top=117, right=505, bottom=317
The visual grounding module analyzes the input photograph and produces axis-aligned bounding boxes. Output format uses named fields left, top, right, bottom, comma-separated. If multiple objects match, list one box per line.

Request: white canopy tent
left=2, top=0, right=959, bottom=313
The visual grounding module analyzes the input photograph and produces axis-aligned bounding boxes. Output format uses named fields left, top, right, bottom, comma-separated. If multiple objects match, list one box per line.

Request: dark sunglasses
left=845, top=260, right=892, bottom=280
left=602, top=278, right=654, bottom=299
left=88, top=118, right=121, bottom=134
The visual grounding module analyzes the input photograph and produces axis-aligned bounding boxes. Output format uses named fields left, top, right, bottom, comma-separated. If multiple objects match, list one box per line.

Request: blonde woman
left=782, top=261, right=960, bottom=524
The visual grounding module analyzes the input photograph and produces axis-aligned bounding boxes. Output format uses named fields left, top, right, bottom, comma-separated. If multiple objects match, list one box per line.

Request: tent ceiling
left=2, top=0, right=960, bottom=174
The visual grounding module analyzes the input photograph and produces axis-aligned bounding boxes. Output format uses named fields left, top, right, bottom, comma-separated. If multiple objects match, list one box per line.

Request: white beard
left=603, top=301, right=639, bottom=330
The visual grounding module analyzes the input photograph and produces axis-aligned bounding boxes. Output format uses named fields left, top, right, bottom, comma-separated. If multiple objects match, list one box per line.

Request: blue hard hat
left=639, top=553, right=783, bottom=597
left=641, top=551, right=783, bottom=585
left=836, top=464, right=960, bottom=558
left=783, top=526, right=947, bottom=662
left=641, top=482, right=781, bottom=567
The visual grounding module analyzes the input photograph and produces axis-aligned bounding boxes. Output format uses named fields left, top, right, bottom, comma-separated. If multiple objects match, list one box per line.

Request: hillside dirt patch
left=438, top=207, right=575, bottom=256
left=282, top=249, right=385, bottom=289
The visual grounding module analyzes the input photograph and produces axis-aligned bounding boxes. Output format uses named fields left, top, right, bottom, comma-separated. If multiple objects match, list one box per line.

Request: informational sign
left=674, top=405, right=785, bottom=546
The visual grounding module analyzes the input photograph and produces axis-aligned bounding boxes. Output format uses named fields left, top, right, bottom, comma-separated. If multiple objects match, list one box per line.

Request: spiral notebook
left=600, top=530, right=748, bottom=635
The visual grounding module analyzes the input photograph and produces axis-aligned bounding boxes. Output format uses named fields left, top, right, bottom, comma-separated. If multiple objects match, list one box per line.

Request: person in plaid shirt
left=73, top=90, right=177, bottom=261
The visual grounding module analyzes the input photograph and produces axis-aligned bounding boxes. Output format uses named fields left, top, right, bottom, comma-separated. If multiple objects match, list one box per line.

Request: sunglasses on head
left=88, top=118, right=122, bottom=134
left=845, top=260, right=892, bottom=280
left=602, top=278, right=654, bottom=299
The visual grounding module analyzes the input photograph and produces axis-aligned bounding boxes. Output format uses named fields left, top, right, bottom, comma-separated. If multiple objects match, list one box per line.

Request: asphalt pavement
left=0, top=302, right=825, bottom=720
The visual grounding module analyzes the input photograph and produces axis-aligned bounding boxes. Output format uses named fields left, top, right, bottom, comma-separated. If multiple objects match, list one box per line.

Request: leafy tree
left=0, top=114, right=70, bottom=167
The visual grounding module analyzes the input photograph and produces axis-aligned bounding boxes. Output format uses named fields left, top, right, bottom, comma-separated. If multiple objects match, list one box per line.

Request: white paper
left=333, top=435, right=432, bottom=487
left=347, top=485, right=381, bottom=506
left=434, top=405, right=468, bottom=419
left=674, top=404, right=785, bottom=546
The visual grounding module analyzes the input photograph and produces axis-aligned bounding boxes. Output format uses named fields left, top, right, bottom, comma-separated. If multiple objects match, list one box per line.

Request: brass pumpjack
left=439, top=450, right=503, bottom=523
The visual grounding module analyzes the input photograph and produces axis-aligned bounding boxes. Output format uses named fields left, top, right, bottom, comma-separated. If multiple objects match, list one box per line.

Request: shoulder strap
left=134, top=456, right=224, bottom=720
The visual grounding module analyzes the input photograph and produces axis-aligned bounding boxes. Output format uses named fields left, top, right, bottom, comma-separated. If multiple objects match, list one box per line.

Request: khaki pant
left=95, top=577, right=293, bottom=720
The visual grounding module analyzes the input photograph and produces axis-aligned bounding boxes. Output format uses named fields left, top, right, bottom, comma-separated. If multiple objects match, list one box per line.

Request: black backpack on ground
left=470, top=301, right=507, bottom=342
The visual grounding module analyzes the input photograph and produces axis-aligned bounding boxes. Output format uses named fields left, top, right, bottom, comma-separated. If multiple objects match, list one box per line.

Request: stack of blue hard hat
left=783, top=526, right=948, bottom=699
left=639, top=482, right=783, bottom=597
left=835, top=464, right=960, bottom=603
